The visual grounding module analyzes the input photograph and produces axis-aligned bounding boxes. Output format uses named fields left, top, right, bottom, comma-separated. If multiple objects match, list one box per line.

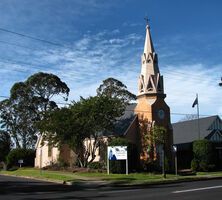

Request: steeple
left=143, top=24, right=155, bottom=55
left=138, top=23, right=164, bottom=96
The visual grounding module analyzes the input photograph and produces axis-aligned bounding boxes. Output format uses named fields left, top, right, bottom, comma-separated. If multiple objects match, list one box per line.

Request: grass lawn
left=1, top=168, right=222, bottom=185
left=0, top=168, right=81, bottom=182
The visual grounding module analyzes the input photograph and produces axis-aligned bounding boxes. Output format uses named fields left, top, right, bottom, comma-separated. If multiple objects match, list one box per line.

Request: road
left=0, top=175, right=222, bottom=200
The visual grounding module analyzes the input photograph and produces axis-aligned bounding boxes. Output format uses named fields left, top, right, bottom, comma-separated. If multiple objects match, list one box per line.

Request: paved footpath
left=1, top=174, right=222, bottom=200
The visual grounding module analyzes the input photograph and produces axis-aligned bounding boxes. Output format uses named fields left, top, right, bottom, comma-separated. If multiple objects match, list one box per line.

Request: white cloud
left=163, top=64, right=222, bottom=122
left=111, top=29, right=120, bottom=34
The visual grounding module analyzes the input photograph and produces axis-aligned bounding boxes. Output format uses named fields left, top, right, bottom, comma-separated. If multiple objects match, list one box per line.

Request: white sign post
left=18, top=159, right=23, bottom=168
left=172, top=145, right=178, bottom=175
left=107, top=146, right=128, bottom=175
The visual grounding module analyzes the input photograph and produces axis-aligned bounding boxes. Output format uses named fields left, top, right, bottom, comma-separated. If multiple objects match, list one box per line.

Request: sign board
left=18, top=159, right=23, bottom=164
left=108, top=146, right=127, bottom=160
left=107, top=146, right=128, bottom=175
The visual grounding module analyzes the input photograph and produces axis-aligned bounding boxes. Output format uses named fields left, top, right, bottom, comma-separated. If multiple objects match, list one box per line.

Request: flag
left=192, top=97, right=198, bottom=108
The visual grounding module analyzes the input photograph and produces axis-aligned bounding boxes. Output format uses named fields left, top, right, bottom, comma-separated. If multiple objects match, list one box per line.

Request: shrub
left=6, top=148, right=35, bottom=169
left=144, top=160, right=161, bottom=172
left=57, top=158, right=69, bottom=168
left=192, top=140, right=216, bottom=172
left=191, top=159, right=199, bottom=171
left=88, top=162, right=104, bottom=170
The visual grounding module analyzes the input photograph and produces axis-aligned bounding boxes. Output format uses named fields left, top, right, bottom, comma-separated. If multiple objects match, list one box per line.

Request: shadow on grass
left=0, top=178, right=109, bottom=200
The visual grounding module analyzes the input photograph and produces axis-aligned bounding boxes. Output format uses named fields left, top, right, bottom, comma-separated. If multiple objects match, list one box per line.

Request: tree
left=97, top=77, right=136, bottom=105
left=179, top=114, right=198, bottom=122
left=0, top=130, right=12, bottom=169
left=151, top=125, right=167, bottom=178
left=39, top=95, right=125, bottom=167
left=0, top=72, right=69, bottom=149
left=6, top=148, right=35, bottom=168
left=191, top=139, right=216, bottom=171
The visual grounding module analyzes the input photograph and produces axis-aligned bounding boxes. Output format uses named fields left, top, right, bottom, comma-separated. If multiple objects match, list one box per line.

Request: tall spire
left=144, top=24, right=155, bottom=55
left=138, top=22, right=164, bottom=96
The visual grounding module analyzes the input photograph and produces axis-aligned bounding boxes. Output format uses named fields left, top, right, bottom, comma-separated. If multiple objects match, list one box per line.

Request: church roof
left=173, top=115, right=222, bottom=144
left=102, top=103, right=137, bottom=136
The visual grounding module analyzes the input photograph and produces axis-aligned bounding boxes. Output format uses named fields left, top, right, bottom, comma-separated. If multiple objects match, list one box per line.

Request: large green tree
left=0, top=72, right=69, bottom=149
left=39, top=77, right=135, bottom=167
left=97, top=77, right=136, bottom=105
left=39, top=95, right=125, bottom=167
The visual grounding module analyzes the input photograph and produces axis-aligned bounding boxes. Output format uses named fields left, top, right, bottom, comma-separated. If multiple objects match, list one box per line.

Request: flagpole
left=196, top=93, right=200, bottom=140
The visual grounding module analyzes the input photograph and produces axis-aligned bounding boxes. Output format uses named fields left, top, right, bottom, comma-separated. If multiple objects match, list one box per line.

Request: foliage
left=151, top=125, right=168, bottom=176
left=109, top=137, right=130, bottom=146
left=39, top=77, right=135, bottom=168
left=192, top=139, right=216, bottom=171
left=145, top=160, right=161, bottom=172
left=179, top=114, right=198, bottom=122
left=191, top=159, right=198, bottom=171
left=88, top=162, right=105, bottom=170
left=39, top=95, right=125, bottom=168
left=151, top=125, right=167, bottom=145
left=6, top=148, right=35, bottom=169
left=142, top=124, right=167, bottom=162
left=0, top=72, right=69, bottom=149
left=97, top=77, right=136, bottom=105
left=0, top=130, right=12, bottom=163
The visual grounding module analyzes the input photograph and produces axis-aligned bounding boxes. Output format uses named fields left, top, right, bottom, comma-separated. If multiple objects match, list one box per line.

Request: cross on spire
left=144, top=16, right=150, bottom=26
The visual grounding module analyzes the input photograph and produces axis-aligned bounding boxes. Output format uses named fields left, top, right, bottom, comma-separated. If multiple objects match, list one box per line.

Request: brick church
left=124, top=22, right=173, bottom=167
left=35, top=23, right=173, bottom=169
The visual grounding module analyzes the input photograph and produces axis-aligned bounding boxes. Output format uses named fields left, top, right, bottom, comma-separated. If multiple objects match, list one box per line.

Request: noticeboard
left=108, top=146, right=127, bottom=160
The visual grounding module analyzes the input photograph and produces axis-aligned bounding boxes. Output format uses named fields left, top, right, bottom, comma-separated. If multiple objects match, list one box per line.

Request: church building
left=35, top=23, right=173, bottom=170
left=125, top=22, right=173, bottom=168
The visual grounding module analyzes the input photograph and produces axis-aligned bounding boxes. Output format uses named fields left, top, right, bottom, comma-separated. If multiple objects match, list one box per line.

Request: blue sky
left=0, top=0, right=221, bottom=122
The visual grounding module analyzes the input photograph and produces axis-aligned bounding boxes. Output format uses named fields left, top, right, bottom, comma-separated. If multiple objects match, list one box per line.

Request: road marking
left=172, top=185, right=222, bottom=194
left=100, top=189, right=142, bottom=194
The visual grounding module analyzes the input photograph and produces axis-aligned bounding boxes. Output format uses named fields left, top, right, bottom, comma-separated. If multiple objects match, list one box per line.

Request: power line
left=0, top=40, right=40, bottom=51
left=125, top=109, right=220, bottom=117
left=0, top=95, right=221, bottom=116
left=0, top=53, right=219, bottom=85
left=0, top=57, right=61, bottom=73
left=0, top=57, right=40, bottom=68
left=0, top=27, right=63, bottom=47
left=164, top=70, right=220, bottom=82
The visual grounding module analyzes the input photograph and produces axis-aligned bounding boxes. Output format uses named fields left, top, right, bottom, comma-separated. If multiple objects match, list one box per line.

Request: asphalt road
left=0, top=175, right=222, bottom=200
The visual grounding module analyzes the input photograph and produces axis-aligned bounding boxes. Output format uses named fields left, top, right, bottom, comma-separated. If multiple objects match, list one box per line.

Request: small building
left=173, top=115, right=222, bottom=169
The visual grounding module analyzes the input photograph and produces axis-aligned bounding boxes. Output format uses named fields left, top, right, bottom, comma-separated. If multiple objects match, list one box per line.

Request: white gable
left=209, top=131, right=222, bottom=142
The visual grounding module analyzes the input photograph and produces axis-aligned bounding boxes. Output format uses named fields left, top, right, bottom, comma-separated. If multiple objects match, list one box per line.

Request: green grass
left=1, top=168, right=222, bottom=185
left=0, top=168, right=82, bottom=182
left=197, top=171, right=222, bottom=176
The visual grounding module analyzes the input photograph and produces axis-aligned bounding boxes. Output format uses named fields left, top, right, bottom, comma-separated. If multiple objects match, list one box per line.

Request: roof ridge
left=172, top=115, right=219, bottom=124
